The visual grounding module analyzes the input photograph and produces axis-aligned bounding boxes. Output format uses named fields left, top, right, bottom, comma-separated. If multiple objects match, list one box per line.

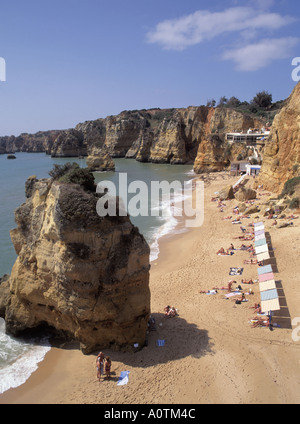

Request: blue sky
left=0, top=0, right=299, bottom=136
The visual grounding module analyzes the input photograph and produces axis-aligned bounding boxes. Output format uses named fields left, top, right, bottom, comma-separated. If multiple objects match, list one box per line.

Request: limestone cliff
left=193, top=108, right=264, bottom=173
left=0, top=130, right=63, bottom=154
left=0, top=106, right=266, bottom=171
left=50, top=129, right=87, bottom=158
left=256, top=82, right=300, bottom=193
left=0, top=171, right=150, bottom=354
left=86, top=147, right=115, bottom=171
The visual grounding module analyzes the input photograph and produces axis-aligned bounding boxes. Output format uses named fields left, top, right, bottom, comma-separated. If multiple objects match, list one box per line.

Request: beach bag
left=235, top=300, right=241, bottom=304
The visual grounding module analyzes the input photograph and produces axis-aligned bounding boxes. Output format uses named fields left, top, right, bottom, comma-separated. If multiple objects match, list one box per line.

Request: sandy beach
left=1, top=172, right=300, bottom=405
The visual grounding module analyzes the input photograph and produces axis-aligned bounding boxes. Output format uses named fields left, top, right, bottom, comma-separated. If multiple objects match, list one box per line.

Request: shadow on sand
left=91, top=313, right=215, bottom=369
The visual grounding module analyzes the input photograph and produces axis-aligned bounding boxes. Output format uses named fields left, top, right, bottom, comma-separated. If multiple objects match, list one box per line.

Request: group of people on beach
left=164, top=305, right=178, bottom=318
left=96, top=352, right=112, bottom=382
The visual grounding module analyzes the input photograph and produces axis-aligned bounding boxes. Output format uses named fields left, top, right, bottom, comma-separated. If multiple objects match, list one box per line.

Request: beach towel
left=254, top=225, right=264, bottom=232
left=225, top=292, right=241, bottom=298
left=157, top=340, right=165, bottom=347
left=117, top=371, right=130, bottom=386
left=229, top=267, right=243, bottom=276
left=254, top=222, right=264, bottom=227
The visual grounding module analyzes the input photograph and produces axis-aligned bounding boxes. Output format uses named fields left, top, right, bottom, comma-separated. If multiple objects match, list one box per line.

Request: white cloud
left=146, top=6, right=296, bottom=51
left=222, top=37, right=300, bottom=71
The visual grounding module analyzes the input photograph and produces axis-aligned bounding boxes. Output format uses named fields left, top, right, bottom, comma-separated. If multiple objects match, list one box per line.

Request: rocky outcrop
left=50, top=129, right=87, bottom=158
left=256, top=82, right=300, bottom=193
left=193, top=134, right=231, bottom=173
left=235, top=188, right=257, bottom=202
left=218, top=185, right=235, bottom=201
left=86, top=147, right=115, bottom=172
left=0, top=171, right=150, bottom=354
left=193, top=108, right=265, bottom=173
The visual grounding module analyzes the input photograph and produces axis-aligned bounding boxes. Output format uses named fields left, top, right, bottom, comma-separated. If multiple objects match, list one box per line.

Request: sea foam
left=0, top=318, right=51, bottom=394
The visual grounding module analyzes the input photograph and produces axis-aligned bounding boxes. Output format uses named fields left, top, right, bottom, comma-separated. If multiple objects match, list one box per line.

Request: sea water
left=0, top=152, right=194, bottom=394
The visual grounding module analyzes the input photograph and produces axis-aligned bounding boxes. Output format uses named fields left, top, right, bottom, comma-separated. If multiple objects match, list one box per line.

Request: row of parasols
left=253, top=222, right=280, bottom=314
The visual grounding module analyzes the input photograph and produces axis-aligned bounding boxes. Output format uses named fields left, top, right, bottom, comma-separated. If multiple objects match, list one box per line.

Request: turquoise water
left=0, top=152, right=194, bottom=394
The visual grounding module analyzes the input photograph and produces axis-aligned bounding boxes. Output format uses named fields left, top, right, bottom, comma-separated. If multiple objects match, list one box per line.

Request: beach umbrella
left=259, top=272, right=275, bottom=282
left=255, top=233, right=266, bottom=241
left=258, top=265, right=273, bottom=275
left=255, top=244, right=269, bottom=255
left=261, top=298, right=280, bottom=313
left=259, top=280, right=276, bottom=292
left=254, top=225, right=264, bottom=232
left=256, top=252, right=270, bottom=262
left=260, top=288, right=278, bottom=302
left=255, top=239, right=267, bottom=247
left=254, top=230, right=265, bottom=236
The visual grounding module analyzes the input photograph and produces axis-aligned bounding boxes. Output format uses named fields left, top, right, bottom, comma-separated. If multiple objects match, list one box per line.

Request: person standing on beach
left=105, top=356, right=112, bottom=379
left=96, top=352, right=104, bottom=382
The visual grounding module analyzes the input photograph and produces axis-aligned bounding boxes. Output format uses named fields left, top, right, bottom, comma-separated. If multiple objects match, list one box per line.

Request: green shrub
left=289, top=197, right=300, bottom=209
left=49, top=163, right=96, bottom=192
left=280, top=176, right=300, bottom=198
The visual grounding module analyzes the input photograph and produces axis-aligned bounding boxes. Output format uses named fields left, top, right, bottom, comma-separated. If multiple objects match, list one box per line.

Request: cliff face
left=193, top=108, right=264, bottom=173
left=256, top=82, right=300, bottom=193
left=50, top=129, right=87, bottom=158
left=0, top=106, right=265, bottom=171
left=0, top=130, right=63, bottom=154
left=1, top=175, right=150, bottom=354
left=86, top=147, right=115, bottom=171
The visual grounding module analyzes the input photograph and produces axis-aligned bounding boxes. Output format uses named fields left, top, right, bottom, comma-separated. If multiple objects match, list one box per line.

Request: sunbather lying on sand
left=240, top=235, right=254, bottom=241
left=217, top=248, right=233, bottom=255
left=233, top=293, right=247, bottom=303
left=241, top=279, right=254, bottom=284
left=250, top=317, right=270, bottom=328
left=249, top=303, right=262, bottom=314
left=244, top=259, right=257, bottom=265
left=199, top=289, right=218, bottom=294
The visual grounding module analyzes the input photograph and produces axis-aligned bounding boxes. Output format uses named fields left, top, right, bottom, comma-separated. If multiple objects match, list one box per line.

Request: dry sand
left=1, top=172, right=300, bottom=405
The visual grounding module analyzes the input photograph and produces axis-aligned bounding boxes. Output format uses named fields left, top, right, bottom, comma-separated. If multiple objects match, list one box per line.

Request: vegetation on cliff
left=49, top=163, right=96, bottom=192
left=213, top=91, right=285, bottom=124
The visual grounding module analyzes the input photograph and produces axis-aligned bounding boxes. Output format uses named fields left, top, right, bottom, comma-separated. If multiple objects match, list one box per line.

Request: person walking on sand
left=96, top=352, right=104, bottom=382
left=105, top=356, right=112, bottom=379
